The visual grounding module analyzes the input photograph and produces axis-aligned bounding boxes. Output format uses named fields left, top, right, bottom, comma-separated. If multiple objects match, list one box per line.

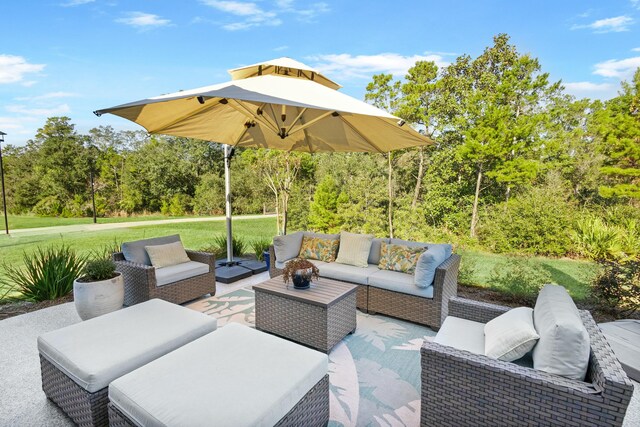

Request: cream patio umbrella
left=95, top=58, right=433, bottom=281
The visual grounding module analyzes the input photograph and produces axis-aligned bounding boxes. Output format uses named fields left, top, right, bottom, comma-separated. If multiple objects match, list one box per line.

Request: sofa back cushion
left=335, top=231, right=374, bottom=268
left=378, top=242, right=426, bottom=274
left=273, top=231, right=304, bottom=262
left=121, top=235, right=181, bottom=266
left=298, top=235, right=340, bottom=262
left=532, top=284, right=590, bottom=381
left=368, top=238, right=389, bottom=265
left=414, top=245, right=448, bottom=288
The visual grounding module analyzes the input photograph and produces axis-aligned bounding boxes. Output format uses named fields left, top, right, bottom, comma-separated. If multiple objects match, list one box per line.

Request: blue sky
left=1, top=0, right=639, bottom=145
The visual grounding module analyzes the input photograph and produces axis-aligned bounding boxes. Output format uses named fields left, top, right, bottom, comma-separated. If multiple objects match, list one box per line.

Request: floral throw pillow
left=378, top=242, right=426, bottom=274
left=298, top=236, right=340, bottom=262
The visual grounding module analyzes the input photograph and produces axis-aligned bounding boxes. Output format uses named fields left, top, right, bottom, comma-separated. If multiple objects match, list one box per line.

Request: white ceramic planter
left=73, top=273, right=125, bottom=321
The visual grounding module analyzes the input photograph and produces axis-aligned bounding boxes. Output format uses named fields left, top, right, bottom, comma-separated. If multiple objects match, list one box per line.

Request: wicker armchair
left=421, top=297, right=634, bottom=427
left=112, top=250, right=216, bottom=306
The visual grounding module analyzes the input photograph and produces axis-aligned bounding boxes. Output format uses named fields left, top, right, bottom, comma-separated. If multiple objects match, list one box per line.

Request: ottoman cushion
left=109, top=323, right=328, bottom=427
left=38, top=299, right=217, bottom=393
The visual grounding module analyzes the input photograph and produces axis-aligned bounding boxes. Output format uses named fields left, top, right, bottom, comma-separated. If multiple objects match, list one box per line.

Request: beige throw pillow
left=335, top=231, right=374, bottom=268
left=484, top=307, right=540, bottom=361
left=145, top=241, right=191, bottom=268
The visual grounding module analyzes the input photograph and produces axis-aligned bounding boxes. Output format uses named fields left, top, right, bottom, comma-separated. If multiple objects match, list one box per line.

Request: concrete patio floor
left=1, top=272, right=638, bottom=426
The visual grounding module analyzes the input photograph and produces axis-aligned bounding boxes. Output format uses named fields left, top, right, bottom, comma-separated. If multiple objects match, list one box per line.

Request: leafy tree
left=308, top=175, right=341, bottom=232
left=591, top=68, right=640, bottom=200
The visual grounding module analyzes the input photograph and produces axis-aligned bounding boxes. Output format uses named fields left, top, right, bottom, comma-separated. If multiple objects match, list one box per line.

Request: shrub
left=32, top=195, right=63, bottom=217
left=457, top=257, right=479, bottom=286
left=79, top=259, right=117, bottom=282
left=202, top=234, right=247, bottom=259
left=478, top=184, right=576, bottom=256
left=572, top=216, right=623, bottom=261
left=489, top=256, right=552, bottom=302
left=591, top=259, right=640, bottom=314
left=3, top=246, right=86, bottom=302
left=250, top=237, right=272, bottom=261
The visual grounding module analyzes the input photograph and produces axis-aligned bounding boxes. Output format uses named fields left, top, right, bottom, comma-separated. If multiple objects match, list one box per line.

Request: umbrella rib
left=287, top=111, right=335, bottom=137
left=227, top=100, right=280, bottom=135
left=340, top=117, right=386, bottom=154
left=285, top=108, right=307, bottom=135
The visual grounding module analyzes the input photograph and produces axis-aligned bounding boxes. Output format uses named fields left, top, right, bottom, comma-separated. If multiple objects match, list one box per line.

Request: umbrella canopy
left=95, top=58, right=433, bottom=153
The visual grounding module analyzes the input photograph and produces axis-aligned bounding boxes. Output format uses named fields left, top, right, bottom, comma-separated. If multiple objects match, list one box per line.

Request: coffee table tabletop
left=253, top=276, right=357, bottom=307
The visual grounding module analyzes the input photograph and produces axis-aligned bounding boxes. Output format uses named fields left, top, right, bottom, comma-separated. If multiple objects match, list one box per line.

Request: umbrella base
left=215, top=258, right=268, bottom=284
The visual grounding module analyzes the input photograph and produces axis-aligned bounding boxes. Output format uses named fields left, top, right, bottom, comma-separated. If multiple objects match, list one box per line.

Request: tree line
left=1, top=34, right=638, bottom=260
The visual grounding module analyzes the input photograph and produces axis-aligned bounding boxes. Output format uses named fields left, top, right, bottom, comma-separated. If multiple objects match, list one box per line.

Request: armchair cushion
left=533, top=284, right=590, bottom=381
left=273, top=231, right=304, bottom=262
left=155, top=261, right=210, bottom=287
left=484, top=307, right=539, bottom=362
left=434, top=316, right=485, bottom=355
left=145, top=241, right=191, bottom=268
left=121, top=235, right=181, bottom=266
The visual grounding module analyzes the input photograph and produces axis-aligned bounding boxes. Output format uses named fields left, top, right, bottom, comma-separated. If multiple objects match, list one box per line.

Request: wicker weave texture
left=108, top=375, right=330, bottom=426
left=112, top=250, right=216, bottom=306
left=368, top=254, right=460, bottom=330
left=255, top=291, right=356, bottom=353
left=40, top=355, right=109, bottom=427
left=421, top=299, right=634, bottom=427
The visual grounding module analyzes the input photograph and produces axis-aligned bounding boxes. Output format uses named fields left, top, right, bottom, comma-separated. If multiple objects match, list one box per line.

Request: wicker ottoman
left=254, top=277, right=357, bottom=353
left=107, top=323, right=329, bottom=426
left=37, top=299, right=217, bottom=427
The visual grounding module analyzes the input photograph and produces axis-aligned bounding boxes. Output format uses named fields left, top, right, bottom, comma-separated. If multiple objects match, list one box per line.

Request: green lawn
left=458, top=249, right=598, bottom=300
left=4, top=214, right=192, bottom=230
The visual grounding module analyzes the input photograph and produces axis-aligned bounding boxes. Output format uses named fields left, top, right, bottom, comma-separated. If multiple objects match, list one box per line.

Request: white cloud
left=632, top=0, right=640, bottom=9
left=563, top=81, right=617, bottom=100
left=307, top=53, right=450, bottom=80
left=199, top=0, right=328, bottom=30
left=593, top=56, right=640, bottom=78
left=116, top=12, right=171, bottom=29
left=0, top=55, right=46, bottom=84
left=6, top=104, right=71, bottom=116
left=60, top=0, right=94, bottom=7
left=273, top=45, right=289, bottom=52
left=632, top=47, right=640, bottom=52
left=15, top=91, right=78, bottom=101
left=571, top=15, right=634, bottom=33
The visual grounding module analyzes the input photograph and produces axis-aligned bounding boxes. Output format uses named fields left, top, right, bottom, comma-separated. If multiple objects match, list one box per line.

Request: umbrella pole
left=224, top=144, right=233, bottom=264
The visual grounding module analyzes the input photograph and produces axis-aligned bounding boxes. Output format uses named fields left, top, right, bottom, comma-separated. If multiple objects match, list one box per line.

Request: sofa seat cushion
left=155, top=261, right=210, bottom=286
left=109, top=323, right=328, bottom=427
left=275, top=258, right=327, bottom=271
left=37, top=299, right=217, bottom=393
left=368, top=269, right=433, bottom=298
left=121, top=234, right=181, bottom=266
left=533, top=284, right=590, bottom=381
left=434, top=316, right=485, bottom=355
left=320, top=263, right=379, bottom=285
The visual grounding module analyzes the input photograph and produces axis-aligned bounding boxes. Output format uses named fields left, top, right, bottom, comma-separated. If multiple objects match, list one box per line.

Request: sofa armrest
left=448, top=297, right=510, bottom=323
left=431, top=254, right=460, bottom=326
left=269, top=245, right=283, bottom=278
left=186, top=250, right=215, bottom=269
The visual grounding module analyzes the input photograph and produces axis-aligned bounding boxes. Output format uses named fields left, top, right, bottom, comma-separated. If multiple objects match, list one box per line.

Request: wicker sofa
left=421, top=297, right=634, bottom=426
left=112, top=235, right=216, bottom=306
left=268, top=233, right=460, bottom=330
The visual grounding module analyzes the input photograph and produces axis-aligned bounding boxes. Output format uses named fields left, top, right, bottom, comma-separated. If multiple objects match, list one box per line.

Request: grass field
left=0, top=217, right=598, bottom=302
left=4, top=214, right=191, bottom=230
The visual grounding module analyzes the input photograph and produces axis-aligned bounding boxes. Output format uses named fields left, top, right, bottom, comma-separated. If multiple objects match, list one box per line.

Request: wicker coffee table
left=253, top=277, right=357, bottom=353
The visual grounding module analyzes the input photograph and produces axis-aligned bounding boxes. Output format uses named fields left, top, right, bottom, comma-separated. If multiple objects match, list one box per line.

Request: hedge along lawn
left=0, top=217, right=277, bottom=280
left=458, top=249, right=599, bottom=301
left=5, top=214, right=193, bottom=230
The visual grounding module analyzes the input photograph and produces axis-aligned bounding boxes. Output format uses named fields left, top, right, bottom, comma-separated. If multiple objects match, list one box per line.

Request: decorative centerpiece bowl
left=282, top=258, right=320, bottom=290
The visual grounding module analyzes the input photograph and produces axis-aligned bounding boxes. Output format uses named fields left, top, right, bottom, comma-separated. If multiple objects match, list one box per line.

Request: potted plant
left=282, top=258, right=320, bottom=289
left=73, top=258, right=124, bottom=320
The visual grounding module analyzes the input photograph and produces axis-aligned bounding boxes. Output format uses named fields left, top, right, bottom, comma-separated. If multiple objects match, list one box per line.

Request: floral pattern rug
left=187, top=288, right=436, bottom=426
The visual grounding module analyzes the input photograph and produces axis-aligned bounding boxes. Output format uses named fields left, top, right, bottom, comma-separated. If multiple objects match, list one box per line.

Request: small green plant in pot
left=73, top=258, right=124, bottom=321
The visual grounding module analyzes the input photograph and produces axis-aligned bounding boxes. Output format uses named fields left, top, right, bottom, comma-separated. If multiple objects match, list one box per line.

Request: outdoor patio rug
left=187, top=288, right=436, bottom=426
